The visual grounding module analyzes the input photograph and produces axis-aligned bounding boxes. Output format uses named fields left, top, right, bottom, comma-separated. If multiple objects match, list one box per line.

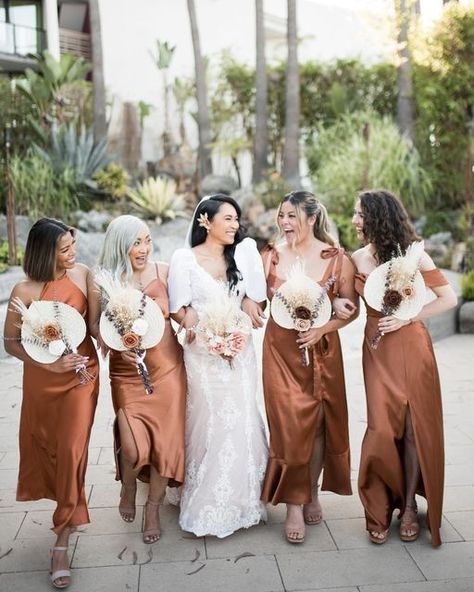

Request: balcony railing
left=59, top=28, right=91, bottom=60
left=0, top=21, right=46, bottom=56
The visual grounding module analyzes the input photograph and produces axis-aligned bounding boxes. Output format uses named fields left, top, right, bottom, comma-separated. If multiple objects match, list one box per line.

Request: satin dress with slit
left=261, top=246, right=352, bottom=505
left=108, top=272, right=186, bottom=486
left=356, top=269, right=448, bottom=547
left=17, top=274, right=99, bottom=535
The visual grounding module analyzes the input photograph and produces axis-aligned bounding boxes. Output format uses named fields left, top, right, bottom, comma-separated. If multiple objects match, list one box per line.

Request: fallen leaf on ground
left=234, top=552, right=255, bottom=563
left=132, top=551, right=138, bottom=565
left=191, top=548, right=200, bottom=563
left=0, top=548, right=13, bottom=561
left=141, top=549, right=153, bottom=565
left=117, top=546, right=127, bottom=560
left=186, top=563, right=206, bottom=575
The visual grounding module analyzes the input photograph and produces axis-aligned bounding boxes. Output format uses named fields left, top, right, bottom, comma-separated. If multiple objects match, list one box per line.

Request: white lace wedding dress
left=168, top=238, right=268, bottom=538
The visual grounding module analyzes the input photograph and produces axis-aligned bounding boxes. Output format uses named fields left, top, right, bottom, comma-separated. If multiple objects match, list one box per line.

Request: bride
left=168, top=194, right=268, bottom=538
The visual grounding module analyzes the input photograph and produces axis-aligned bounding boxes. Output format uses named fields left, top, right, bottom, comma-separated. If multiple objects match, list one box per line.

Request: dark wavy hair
left=190, top=194, right=245, bottom=289
left=359, top=189, right=420, bottom=263
left=23, top=218, right=75, bottom=282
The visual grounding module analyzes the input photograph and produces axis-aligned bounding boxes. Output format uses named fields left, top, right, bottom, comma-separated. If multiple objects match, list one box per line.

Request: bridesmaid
left=3, top=218, right=99, bottom=589
left=90, top=215, right=186, bottom=544
left=259, top=191, right=357, bottom=544
left=334, top=189, right=457, bottom=546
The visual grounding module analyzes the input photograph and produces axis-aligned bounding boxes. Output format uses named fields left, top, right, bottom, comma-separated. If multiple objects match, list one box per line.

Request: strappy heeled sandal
left=368, top=529, right=389, bottom=545
left=143, top=498, right=161, bottom=544
left=50, top=546, right=71, bottom=589
left=399, top=504, right=420, bottom=542
left=118, top=483, right=137, bottom=523
left=303, top=497, right=323, bottom=525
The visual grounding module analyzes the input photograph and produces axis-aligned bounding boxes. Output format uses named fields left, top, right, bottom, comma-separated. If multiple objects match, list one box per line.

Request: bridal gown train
left=168, top=238, right=268, bottom=538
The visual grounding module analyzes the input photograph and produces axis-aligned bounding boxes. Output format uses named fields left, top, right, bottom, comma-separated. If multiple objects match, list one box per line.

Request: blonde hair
left=276, top=191, right=336, bottom=247
left=98, top=215, right=151, bottom=283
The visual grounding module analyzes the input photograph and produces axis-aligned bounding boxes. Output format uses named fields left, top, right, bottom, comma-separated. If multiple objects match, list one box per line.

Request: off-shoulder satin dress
left=17, top=275, right=99, bottom=534
left=261, top=246, right=352, bottom=505
left=108, top=271, right=186, bottom=485
left=356, top=268, right=448, bottom=547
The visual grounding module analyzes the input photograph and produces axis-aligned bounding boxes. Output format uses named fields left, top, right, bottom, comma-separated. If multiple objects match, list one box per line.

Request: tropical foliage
left=128, top=176, right=186, bottom=224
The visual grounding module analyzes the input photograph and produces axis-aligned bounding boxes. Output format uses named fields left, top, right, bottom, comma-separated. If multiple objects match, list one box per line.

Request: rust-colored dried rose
left=42, top=323, right=61, bottom=342
left=383, top=289, right=403, bottom=309
left=295, top=318, right=311, bottom=332
left=122, top=331, right=140, bottom=349
left=294, top=306, right=311, bottom=320
left=401, top=285, right=414, bottom=299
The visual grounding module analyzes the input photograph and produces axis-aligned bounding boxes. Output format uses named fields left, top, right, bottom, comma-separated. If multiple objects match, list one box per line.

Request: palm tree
left=150, top=40, right=176, bottom=155
left=88, top=0, right=107, bottom=144
left=187, top=0, right=213, bottom=179
left=252, top=0, right=268, bottom=184
left=395, top=0, right=414, bottom=143
left=282, top=0, right=300, bottom=188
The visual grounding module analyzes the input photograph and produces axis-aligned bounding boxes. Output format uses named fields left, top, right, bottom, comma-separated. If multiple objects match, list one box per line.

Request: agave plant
left=128, top=176, right=186, bottom=224
left=34, top=122, right=109, bottom=185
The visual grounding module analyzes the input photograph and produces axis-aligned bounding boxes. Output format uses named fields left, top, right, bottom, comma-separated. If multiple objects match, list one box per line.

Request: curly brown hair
left=359, top=189, right=420, bottom=264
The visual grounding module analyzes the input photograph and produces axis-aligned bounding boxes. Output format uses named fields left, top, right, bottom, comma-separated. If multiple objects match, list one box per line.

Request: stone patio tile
left=444, top=511, right=474, bottom=541
left=0, top=450, right=19, bottom=469
left=407, top=541, right=474, bottom=580
left=0, top=486, right=91, bottom=514
left=0, top=565, right=139, bottom=592
left=445, top=464, right=474, bottom=487
left=88, top=481, right=147, bottom=508
left=360, top=578, right=474, bottom=592
left=84, top=464, right=117, bottom=486
left=443, top=486, right=474, bottom=512
left=87, top=447, right=101, bottom=465
left=205, top=522, right=336, bottom=559
left=276, top=546, right=424, bottom=591
left=445, top=445, right=474, bottom=465
left=75, top=507, right=143, bottom=536
left=72, top=529, right=205, bottom=567
left=265, top=493, right=365, bottom=525
left=0, top=511, right=25, bottom=541
left=97, top=446, right=115, bottom=465
left=0, top=536, right=56, bottom=572
left=139, top=555, right=284, bottom=592
left=0, top=468, right=19, bottom=489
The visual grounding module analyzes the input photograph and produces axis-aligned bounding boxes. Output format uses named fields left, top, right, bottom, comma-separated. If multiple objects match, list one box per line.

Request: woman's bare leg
left=143, top=466, right=168, bottom=543
left=117, top=409, right=139, bottom=522
left=303, top=409, right=324, bottom=524
left=400, top=409, right=420, bottom=540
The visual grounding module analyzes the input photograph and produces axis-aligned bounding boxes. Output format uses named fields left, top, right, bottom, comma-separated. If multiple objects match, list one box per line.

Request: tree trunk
left=395, top=0, right=414, bottom=143
left=252, top=0, right=268, bottom=184
left=282, top=0, right=300, bottom=188
left=187, top=0, right=213, bottom=180
left=88, top=0, right=107, bottom=144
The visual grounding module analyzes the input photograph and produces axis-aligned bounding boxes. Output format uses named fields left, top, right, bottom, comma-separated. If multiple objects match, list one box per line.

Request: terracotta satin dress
left=356, top=269, right=448, bottom=547
left=17, top=275, right=99, bottom=535
left=108, top=273, right=186, bottom=485
left=261, top=246, right=352, bottom=505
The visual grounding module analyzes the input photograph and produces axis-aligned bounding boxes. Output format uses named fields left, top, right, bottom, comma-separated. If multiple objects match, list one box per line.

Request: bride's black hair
left=191, top=194, right=245, bottom=289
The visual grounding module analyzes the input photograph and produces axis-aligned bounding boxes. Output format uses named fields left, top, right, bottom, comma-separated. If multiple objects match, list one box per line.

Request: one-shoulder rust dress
left=356, top=269, right=448, bottom=547
left=261, top=246, right=352, bottom=505
left=108, top=273, right=186, bottom=485
left=17, top=275, right=99, bottom=535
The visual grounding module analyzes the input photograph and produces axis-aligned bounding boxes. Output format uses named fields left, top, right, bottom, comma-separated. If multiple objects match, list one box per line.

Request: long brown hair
left=278, top=190, right=336, bottom=246
left=359, top=189, right=420, bottom=263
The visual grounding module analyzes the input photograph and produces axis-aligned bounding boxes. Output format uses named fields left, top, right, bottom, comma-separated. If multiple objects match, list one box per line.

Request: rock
left=424, top=239, right=449, bottom=266
left=459, top=301, right=474, bottom=334
left=148, top=217, right=190, bottom=262
left=75, top=230, right=105, bottom=268
left=428, top=231, right=452, bottom=246
left=247, top=208, right=279, bottom=250
left=200, top=175, right=238, bottom=196
left=71, top=209, right=113, bottom=233
left=451, top=242, right=466, bottom=272
left=0, top=215, right=31, bottom=248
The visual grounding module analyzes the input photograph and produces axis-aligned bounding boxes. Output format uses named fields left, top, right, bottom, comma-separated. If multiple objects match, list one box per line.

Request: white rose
left=131, top=318, right=149, bottom=336
left=48, top=339, right=66, bottom=357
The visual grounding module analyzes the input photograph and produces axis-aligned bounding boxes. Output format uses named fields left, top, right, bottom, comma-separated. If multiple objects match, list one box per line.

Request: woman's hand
left=378, top=315, right=411, bottom=334
left=47, top=353, right=89, bottom=373
left=241, top=297, right=266, bottom=329
left=177, top=306, right=199, bottom=344
left=296, top=327, right=325, bottom=348
left=120, top=350, right=138, bottom=364
left=333, top=297, right=357, bottom=321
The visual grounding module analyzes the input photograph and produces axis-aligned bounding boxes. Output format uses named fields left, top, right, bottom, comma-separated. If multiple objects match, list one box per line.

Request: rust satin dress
left=261, top=246, right=352, bottom=505
left=108, top=273, right=186, bottom=485
left=17, top=275, right=99, bottom=535
left=356, top=269, right=448, bottom=547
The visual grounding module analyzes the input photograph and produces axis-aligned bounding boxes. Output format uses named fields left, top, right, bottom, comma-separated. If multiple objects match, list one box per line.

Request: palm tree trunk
left=395, top=0, right=414, bottom=143
left=187, top=0, right=213, bottom=180
left=252, top=0, right=268, bottom=184
left=88, top=0, right=107, bottom=144
left=282, top=0, right=300, bottom=188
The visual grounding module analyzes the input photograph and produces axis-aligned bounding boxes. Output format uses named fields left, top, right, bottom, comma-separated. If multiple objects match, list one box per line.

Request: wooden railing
left=59, top=28, right=91, bottom=60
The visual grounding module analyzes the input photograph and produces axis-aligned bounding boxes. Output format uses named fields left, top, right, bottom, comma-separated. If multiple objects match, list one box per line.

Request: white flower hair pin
left=197, top=212, right=210, bottom=230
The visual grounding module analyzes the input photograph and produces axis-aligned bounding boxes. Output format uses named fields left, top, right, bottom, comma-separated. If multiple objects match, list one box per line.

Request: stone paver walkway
left=0, top=328, right=473, bottom=592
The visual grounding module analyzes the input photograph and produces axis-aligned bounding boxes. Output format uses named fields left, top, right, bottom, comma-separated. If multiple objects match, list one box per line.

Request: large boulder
left=459, top=301, right=474, bottom=334
left=200, top=174, right=238, bottom=196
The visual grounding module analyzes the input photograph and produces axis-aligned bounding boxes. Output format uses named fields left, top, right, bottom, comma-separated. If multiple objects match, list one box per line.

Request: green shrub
left=93, top=163, right=130, bottom=200
left=128, top=176, right=186, bottom=224
left=307, top=111, right=432, bottom=218
left=421, top=210, right=465, bottom=241
left=254, top=172, right=291, bottom=210
left=331, top=214, right=360, bottom=252
left=461, top=271, right=474, bottom=301
left=0, top=240, right=25, bottom=272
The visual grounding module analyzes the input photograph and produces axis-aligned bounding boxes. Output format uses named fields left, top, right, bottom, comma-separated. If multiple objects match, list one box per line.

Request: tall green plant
left=307, top=112, right=432, bottom=217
